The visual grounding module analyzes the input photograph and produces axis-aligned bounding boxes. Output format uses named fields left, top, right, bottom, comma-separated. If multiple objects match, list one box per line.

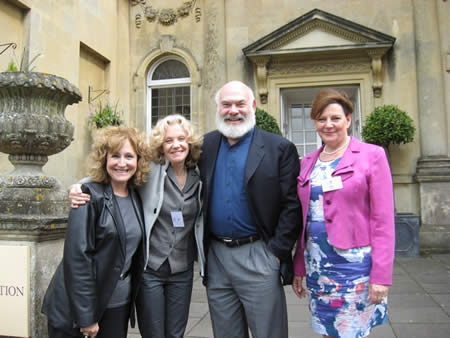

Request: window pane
left=291, top=131, right=303, bottom=143
left=305, top=131, right=317, bottom=143
left=150, top=85, right=191, bottom=124
left=306, top=144, right=319, bottom=154
left=152, top=60, right=190, bottom=80
left=297, top=146, right=305, bottom=158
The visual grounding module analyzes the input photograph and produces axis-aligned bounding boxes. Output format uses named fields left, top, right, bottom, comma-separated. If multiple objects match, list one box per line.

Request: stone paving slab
left=128, top=254, right=450, bottom=337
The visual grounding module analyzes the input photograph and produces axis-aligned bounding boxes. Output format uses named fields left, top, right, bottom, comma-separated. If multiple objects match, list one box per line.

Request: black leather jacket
left=42, top=183, right=146, bottom=333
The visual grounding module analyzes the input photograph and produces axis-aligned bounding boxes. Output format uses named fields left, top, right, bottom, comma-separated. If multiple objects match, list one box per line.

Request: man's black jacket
left=198, top=127, right=302, bottom=285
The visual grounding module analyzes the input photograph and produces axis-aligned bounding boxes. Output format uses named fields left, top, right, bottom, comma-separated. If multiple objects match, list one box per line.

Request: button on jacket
left=294, top=137, right=395, bottom=285
left=42, top=183, right=146, bottom=332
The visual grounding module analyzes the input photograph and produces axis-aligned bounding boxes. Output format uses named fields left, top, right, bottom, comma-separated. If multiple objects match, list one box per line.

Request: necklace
left=322, top=137, right=350, bottom=155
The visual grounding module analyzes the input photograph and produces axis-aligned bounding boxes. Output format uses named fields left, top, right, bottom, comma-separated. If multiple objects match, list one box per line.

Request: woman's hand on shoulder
left=368, top=283, right=389, bottom=304
left=292, top=275, right=307, bottom=299
left=80, top=322, right=99, bottom=337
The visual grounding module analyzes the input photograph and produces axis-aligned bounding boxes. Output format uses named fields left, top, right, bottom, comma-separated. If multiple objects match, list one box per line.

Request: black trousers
left=136, top=260, right=193, bottom=338
left=47, top=303, right=131, bottom=338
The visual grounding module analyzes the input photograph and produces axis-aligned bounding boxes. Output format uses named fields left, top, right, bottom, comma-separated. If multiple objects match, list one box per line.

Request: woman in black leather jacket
left=42, top=127, right=150, bottom=338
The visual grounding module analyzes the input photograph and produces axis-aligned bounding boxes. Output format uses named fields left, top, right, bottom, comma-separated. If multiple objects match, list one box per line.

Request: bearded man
left=198, top=81, right=302, bottom=338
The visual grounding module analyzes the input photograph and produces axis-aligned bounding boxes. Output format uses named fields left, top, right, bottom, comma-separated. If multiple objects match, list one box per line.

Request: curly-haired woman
left=43, top=127, right=151, bottom=338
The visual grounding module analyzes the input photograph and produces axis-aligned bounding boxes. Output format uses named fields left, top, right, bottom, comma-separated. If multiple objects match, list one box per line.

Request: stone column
left=413, top=0, right=450, bottom=251
left=202, top=0, right=227, bottom=131
left=0, top=72, right=81, bottom=337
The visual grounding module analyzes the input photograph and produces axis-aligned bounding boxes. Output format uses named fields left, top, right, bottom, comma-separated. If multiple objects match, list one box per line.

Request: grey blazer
left=138, top=160, right=205, bottom=277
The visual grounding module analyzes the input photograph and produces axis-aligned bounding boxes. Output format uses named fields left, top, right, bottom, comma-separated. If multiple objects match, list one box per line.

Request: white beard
left=216, top=111, right=256, bottom=139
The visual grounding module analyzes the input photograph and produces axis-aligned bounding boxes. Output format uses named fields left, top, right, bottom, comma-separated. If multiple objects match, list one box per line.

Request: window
left=281, top=86, right=361, bottom=157
left=147, top=57, right=191, bottom=127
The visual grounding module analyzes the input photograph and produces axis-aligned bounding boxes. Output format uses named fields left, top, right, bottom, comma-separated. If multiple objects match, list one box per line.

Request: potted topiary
left=361, top=104, right=415, bottom=159
left=361, top=104, right=419, bottom=256
left=255, top=107, right=281, bottom=135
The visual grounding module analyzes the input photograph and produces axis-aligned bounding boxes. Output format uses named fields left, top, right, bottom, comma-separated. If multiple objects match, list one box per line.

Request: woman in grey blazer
left=135, top=114, right=204, bottom=338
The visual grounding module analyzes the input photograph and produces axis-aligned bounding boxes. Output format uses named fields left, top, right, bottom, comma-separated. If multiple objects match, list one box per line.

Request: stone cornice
left=415, top=156, right=450, bottom=182
left=243, top=8, right=395, bottom=102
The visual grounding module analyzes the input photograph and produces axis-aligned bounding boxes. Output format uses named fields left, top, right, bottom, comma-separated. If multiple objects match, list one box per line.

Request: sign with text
left=0, top=245, right=30, bottom=337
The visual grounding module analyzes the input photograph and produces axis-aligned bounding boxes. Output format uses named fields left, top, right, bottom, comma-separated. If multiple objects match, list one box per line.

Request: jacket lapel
left=204, top=131, right=222, bottom=194
left=129, top=189, right=145, bottom=236
left=299, top=147, right=322, bottom=186
left=333, top=137, right=359, bottom=177
left=245, top=128, right=264, bottom=184
left=105, top=185, right=126, bottom=259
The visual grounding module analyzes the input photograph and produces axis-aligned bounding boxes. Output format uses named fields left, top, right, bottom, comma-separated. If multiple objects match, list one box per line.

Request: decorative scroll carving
left=252, top=56, right=271, bottom=104
left=367, top=49, right=389, bottom=98
left=133, top=1, right=199, bottom=27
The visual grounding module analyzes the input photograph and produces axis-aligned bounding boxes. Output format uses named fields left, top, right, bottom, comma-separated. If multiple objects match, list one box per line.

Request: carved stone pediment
left=243, top=9, right=395, bottom=101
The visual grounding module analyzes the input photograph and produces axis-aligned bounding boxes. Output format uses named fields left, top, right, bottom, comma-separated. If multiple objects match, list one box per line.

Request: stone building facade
left=0, top=0, right=449, bottom=248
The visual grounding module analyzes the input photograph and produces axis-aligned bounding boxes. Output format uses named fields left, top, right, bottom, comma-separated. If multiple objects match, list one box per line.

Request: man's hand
left=292, top=275, right=307, bottom=299
left=80, top=322, right=99, bottom=337
left=69, top=184, right=90, bottom=208
left=368, top=283, right=389, bottom=304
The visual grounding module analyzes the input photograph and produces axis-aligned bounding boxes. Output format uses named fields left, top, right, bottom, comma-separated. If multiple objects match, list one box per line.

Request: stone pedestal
left=415, top=156, right=450, bottom=252
left=0, top=71, right=81, bottom=337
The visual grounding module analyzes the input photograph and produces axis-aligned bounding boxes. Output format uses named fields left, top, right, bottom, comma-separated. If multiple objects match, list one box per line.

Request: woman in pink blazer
left=292, top=88, right=395, bottom=338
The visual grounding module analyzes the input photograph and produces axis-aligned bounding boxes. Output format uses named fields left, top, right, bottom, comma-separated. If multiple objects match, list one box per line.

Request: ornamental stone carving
left=0, top=72, right=79, bottom=157
left=0, top=71, right=81, bottom=241
left=133, top=1, right=198, bottom=27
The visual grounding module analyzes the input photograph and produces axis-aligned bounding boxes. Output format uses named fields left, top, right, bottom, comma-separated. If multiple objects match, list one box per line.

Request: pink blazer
left=293, top=137, right=395, bottom=285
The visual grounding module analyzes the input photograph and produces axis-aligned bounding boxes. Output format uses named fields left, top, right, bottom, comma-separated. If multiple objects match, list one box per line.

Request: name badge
left=322, top=176, right=343, bottom=192
left=171, top=211, right=185, bottom=228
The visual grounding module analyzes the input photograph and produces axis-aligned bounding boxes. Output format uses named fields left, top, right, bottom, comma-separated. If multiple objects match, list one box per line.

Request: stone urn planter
left=0, top=71, right=82, bottom=240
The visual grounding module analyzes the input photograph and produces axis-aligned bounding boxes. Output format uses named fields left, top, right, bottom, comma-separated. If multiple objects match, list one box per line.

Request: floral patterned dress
left=305, top=158, right=388, bottom=338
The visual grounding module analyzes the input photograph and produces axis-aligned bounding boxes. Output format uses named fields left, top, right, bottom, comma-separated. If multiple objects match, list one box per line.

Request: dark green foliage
left=362, top=104, right=415, bottom=150
left=88, top=101, right=123, bottom=128
left=255, top=107, right=281, bottom=135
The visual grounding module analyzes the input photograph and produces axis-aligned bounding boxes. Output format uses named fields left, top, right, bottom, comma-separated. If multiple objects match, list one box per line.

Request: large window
left=147, top=57, right=191, bottom=128
left=281, top=86, right=361, bottom=157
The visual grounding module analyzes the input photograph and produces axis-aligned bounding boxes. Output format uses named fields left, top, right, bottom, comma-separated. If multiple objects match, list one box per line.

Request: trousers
left=206, top=239, right=288, bottom=338
left=136, top=259, right=193, bottom=338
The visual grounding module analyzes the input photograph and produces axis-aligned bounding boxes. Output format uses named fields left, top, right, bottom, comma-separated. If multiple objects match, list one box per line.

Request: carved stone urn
left=0, top=71, right=82, bottom=240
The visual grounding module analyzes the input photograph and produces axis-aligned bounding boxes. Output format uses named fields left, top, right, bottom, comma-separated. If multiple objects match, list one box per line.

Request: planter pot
left=395, top=212, right=421, bottom=256
left=0, top=71, right=82, bottom=240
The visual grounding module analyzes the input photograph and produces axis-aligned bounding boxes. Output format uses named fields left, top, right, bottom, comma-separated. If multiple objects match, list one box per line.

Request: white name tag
left=322, top=176, right=343, bottom=192
left=171, top=211, right=185, bottom=228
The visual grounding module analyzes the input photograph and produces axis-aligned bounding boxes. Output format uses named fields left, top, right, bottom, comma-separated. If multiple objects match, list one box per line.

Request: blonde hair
left=149, top=114, right=202, bottom=168
left=88, top=126, right=151, bottom=186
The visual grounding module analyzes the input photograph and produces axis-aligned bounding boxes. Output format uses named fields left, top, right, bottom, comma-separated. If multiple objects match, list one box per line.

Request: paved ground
left=128, top=253, right=450, bottom=338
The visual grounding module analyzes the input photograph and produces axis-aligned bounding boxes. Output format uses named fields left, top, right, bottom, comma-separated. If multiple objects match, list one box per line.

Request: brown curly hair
left=149, top=114, right=202, bottom=168
left=87, top=126, right=151, bottom=186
